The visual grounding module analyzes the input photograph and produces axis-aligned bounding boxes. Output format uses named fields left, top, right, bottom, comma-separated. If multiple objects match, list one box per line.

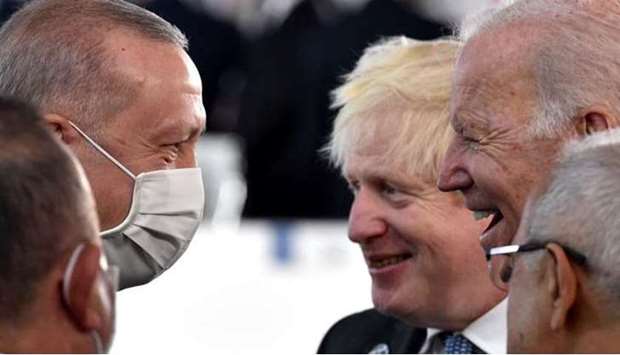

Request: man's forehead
left=344, top=149, right=399, bottom=179
left=456, top=20, right=543, bottom=84
left=104, top=28, right=201, bottom=92
left=450, top=33, right=539, bottom=130
left=343, top=151, right=430, bottom=187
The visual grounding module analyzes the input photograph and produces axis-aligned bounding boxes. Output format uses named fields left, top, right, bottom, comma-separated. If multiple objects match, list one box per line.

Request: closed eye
left=462, top=135, right=480, bottom=151
left=380, top=182, right=398, bottom=196
left=379, top=181, right=410, bottom=205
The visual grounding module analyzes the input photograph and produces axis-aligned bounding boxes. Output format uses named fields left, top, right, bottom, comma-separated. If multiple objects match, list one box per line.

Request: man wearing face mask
left=0, top=98, right=117, bottom=353
left=0, top=0, right=206, bottom=289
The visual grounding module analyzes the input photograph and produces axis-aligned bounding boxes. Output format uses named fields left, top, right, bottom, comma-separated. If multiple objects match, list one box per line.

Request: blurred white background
left=112, top=221, right=370, bottom=353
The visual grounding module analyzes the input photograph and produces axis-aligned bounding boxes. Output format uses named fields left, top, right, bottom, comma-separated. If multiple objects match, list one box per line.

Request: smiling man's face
left=437, top=27, right=567, bottom=249
left=345, top=112, right=504, bottom=330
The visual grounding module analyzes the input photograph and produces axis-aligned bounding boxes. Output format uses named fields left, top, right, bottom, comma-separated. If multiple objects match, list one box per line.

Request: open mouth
left=367, top=253, right=412, bottom=269
left=473, top=209, right=504, bottom=231
left=483, top=209, right=504, bottom=234
left=476, top=208, right=508, bottom=251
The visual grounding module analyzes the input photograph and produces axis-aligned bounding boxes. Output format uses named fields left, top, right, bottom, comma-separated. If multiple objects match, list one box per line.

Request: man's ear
left=63, top=243, right=103, bottom=332
left=545, top=243, right=578, bottom=331
left=44, top=113, right=80, bottom=145
left=575, top=109, right=613, bottom=136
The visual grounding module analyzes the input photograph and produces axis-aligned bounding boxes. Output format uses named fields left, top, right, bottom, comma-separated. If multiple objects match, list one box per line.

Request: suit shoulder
left=326, top=309, right=399, bottom=331
left=317, top=309, right=426, bottom=354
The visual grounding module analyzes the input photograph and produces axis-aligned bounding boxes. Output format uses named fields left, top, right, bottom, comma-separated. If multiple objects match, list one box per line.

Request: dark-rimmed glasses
left=485, top=242, right=587, bottom=291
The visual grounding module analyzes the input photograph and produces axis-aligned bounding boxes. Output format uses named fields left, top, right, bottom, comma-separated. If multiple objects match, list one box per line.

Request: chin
left=371, top=287, right=410, bottom=319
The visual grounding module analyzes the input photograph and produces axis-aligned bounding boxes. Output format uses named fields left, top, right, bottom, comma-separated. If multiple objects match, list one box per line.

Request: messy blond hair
left=326, top=36, right=460, bottom=183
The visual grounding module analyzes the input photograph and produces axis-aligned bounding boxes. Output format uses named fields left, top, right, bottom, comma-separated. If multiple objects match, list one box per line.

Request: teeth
left=371, top=255, right=410, bottom=268
left=473, top=210, right=492, bottom=220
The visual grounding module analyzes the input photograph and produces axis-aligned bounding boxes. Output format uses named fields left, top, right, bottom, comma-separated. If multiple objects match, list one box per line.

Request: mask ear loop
left=62, top=244, right=86, bottom=304
left=68, top=121, right=140, bottom=237
left=67, top=121, right=136, bottom=180
left=62, top=244, right=107, bottom=353
left=91, top=331, right=104, bottom=354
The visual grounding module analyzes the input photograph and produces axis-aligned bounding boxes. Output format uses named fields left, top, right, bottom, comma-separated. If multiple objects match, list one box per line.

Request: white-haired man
left=318, top=37, right=506, bottom=354
left=438, top=0, right=620, bottom=251
left=487, top=130, right=620, bottom=353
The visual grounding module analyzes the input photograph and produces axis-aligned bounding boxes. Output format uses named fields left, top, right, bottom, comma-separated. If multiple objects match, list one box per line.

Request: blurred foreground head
left=0, top=97, right=116, bottom=353
left=503, top=129, right=620, bottom=353
left=326, top=37, right=505, bottom=331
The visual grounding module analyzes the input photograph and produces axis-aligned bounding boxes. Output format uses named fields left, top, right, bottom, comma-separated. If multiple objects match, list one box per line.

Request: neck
left=569, top=321, right=620, bottom=353
left=560, top=288, right=620, bottom=353
left=0, top=286, right=93, bottom=354
left=0, top=317, right=92, bottom=353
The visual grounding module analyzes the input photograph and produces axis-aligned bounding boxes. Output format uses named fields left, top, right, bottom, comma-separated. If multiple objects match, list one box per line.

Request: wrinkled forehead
left=451, top=26, right=540, bottom=129
left=343, top=149, right=426, bottom=189
left=456, top=23, right=538, bottom=91
left=104, top=28, right=201, bottom=93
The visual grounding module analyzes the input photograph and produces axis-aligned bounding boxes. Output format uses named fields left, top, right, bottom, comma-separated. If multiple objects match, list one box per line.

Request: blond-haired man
left=318, top=37, right=506, bottom=354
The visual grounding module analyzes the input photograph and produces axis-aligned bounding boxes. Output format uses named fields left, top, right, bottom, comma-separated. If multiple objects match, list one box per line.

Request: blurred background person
left=0, top=98, right=117, bottom=353
left=318, top=37, right=506, bottom=354
left=237, top=0, right=447, bottom=219
left=139, top=0, right=244, bottom=133
left=487, top=130, right=620, bottom=353
left=0, top=0, right=21, bottom=23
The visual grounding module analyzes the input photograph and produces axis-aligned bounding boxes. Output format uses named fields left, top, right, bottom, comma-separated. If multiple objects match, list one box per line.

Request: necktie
left=443, top=333, right=476, bottom=354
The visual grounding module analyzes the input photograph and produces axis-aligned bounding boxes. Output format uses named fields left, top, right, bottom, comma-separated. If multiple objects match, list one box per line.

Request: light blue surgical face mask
left=62, top=244, right=119, bottom=353
left=69, top=122, right=205, bottom=289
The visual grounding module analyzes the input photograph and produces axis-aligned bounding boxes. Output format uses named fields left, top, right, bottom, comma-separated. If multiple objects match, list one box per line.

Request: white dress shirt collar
left=420, top=298, right=507, bottom=354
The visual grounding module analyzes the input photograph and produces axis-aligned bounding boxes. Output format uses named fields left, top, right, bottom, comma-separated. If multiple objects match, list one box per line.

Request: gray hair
left=458, top=0, right=620, bottom=138
left=527, top=128, right=620, bottom=310
left=0, top=0, right=188, bottom=134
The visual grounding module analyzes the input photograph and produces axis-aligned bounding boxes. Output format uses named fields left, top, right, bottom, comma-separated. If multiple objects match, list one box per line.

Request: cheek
left=468, top=149, right=516, bottom=188
left=508, top=286, right=532, bottom=351
left=433, top=202, right=487, bottom=245
left=177, top=143, right=199, bottom=169
left=371, top=258, right=436, bottom=319
left=508, top=271, right=548, bottom=351
left=472, top=159, right=505, bottom=189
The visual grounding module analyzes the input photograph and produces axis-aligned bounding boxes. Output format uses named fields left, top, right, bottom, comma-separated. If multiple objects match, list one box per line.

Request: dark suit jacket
left=317, top=309, right=427, bottom=354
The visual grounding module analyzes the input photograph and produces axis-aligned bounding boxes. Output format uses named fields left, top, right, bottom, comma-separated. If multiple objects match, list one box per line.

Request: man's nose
left=437, top=142, right=473, bottom=192
left=348, top=191, right=388, bottom=244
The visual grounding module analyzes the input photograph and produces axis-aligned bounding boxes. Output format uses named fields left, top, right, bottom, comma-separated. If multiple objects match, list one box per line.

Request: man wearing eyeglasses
left=487, top=131, right=620, bottom=353
left=0, top=98, right=117, bottom=353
